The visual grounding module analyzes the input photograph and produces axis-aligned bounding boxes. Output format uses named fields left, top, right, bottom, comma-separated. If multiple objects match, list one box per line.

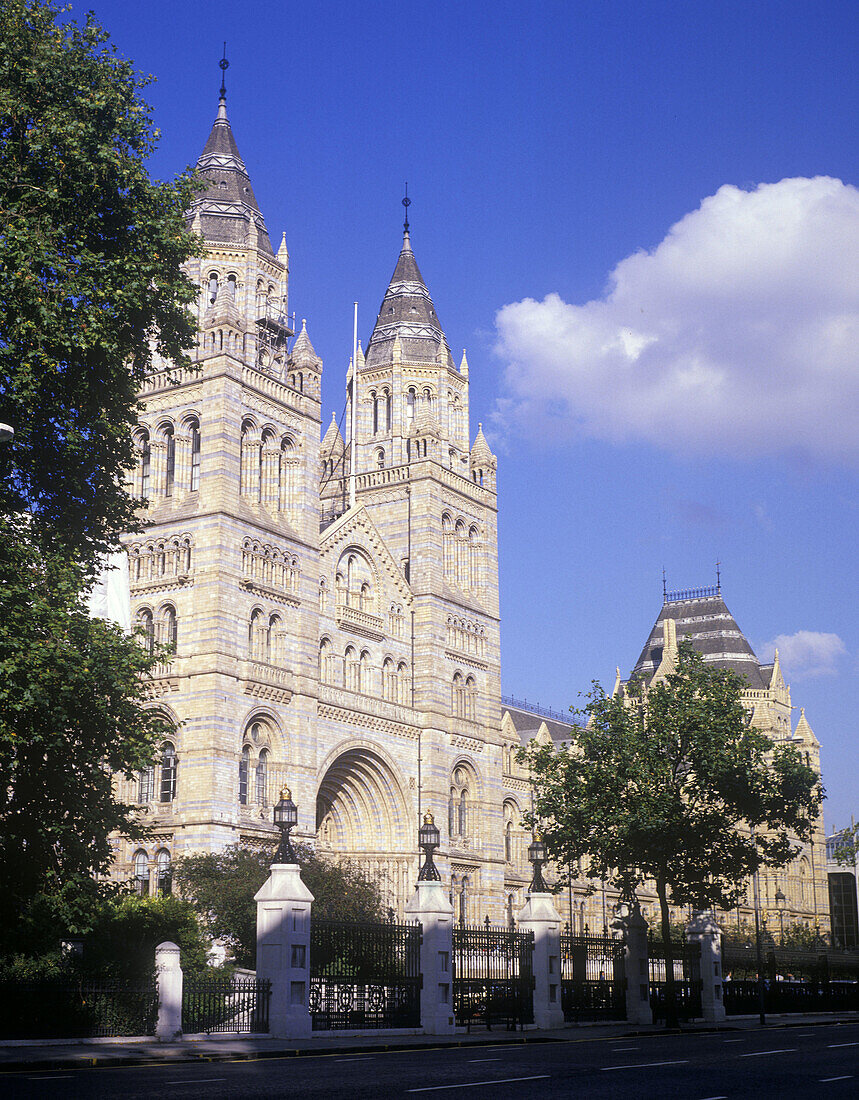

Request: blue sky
left=84, top=0, right=858, bottom=829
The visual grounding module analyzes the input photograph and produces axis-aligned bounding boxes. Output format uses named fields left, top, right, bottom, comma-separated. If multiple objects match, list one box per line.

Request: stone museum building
left=114, top=85, right=830, bottom=938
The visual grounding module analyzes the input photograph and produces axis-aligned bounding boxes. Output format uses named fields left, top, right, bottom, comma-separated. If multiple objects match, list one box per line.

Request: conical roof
left=630, top=587, right=768, bottom=689
left=188, top=95, right=273, bottom=254
left=321, top=412, right=344, bottom=455
left=289, top=319, right=320, bottom=367
left=365, top=230, right=453, bottom=369
left=471, top=423, right=496, bottom=465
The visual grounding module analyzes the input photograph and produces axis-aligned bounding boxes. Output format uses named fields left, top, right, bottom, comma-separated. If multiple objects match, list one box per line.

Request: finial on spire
left=219, top=43, right=229, bottom=100
left=402, top=182, right=411, bottom=234
left=716, top=559, right=721, bottom=592
left=662, top=568, right=667, bottom=602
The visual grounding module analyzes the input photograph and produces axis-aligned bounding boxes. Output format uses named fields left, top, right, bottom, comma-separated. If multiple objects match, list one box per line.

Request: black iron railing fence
left=0, top=978, right=157, bottom=1039
left=452, top=924, right=534, bottom=1029
left=560, top=932, right=626, bottom=1021
left=721, top=939, right=859, bottom=1015
left=309, top=918, right=421, bottom=1030
left=648, top=939, right=703, bottom=1021
left=182, top=975, right=271, bottom=1034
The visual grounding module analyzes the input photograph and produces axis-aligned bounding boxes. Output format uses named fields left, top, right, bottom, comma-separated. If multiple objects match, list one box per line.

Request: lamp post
left=417, top=812, right=441, bottom=881
left=272, top=786, right=298, bottom=863
left=528, top=835, right=548, bottom=893
left=775, top=888, right=786, bottom=943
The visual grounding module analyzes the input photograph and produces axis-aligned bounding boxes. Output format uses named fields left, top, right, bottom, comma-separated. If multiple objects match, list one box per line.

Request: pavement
left=2, top=1012, right=857, bottom=1073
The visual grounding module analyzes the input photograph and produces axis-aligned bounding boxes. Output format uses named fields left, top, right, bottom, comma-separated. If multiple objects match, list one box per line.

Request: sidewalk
left=2, top=1012, right=857, bottom=1073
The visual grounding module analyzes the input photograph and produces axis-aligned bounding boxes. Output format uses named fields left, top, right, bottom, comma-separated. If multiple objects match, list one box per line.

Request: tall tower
left=119, top=79, right=323, bottom=888
left=317, top=214, right=503, bottom=918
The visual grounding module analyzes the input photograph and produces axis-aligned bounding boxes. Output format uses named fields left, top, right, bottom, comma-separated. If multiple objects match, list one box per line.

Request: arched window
left=506, top=892, right=515, bottom=928
left=137, top=608, right=155, bottom=655
left=505, top=820, right=513, bottom=863
left=345, top=646, right=359, bottom=692
left=454, top=519, right=466, bottom=587
left=452, top=672, right=466, bottom=718
left=239, top=745, right=250, bottom=805
left=371, top=391, right=378, bottom=435
left=397, top=661, right=409, bottom=705
left=164, top=425, right=175, bottom=497
left=160, top=743, right=177, bottom=802
left=319, top=638, right=334, bottom=684
left=442, top=514, right=453, bottom=580
left=385, top=390, right=392, bottom=431
left=268, top=613, right=282, bottom=664
left=319, top=578, right=328, bottom=613
left=449, top=787, right=457, bottom=837
left=156, top=849, right=172, bottom=896
left=227, top=273, right=237, bottom=299
left=249, top=609, right=264, bottom=660
left=465, top=676, right=477, bottom=721
left=189, top=420, right=201, bottom=492
left=256, top=748, right=269, bottom=806
left=375, top=447, right=385, bottom=469
left=459, top=875, right=469, bottom=925
left=468, top=526, right=480, bottom=590
left=382, top=657, right=396, bottom=701
left=160, top=605, right=177, bottom=651
left=133, top=850, right=149, bottom=896
left=405, top=388, right=416, bottom=429
left=450, top=765, right=472, bottom=839
left=140, top=431, right=151, bottom=499
left=208, top=272, right=219, bottom=305
left=459, top=790, right=468, bottom=836
left=358, top=650, right=370, bottom=694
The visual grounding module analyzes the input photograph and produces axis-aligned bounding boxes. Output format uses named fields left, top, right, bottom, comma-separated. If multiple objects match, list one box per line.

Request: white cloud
left=493, top=177, right=859, bottom=463
left=759, top=630, right=847, bottom=678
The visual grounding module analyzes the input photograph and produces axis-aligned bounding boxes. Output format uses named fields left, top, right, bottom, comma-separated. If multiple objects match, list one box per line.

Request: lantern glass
left=274, top=788, right=297, bottom=829
left=419, top=819, right=440, bottom=849
left=528, top=839, right=546, bottom=865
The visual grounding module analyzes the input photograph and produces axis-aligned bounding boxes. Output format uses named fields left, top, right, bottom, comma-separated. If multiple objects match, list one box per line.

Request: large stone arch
left=315, top=742, right=412, bottom=853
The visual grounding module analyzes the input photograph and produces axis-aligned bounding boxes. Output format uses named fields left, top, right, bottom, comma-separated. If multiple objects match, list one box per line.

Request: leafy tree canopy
left=175, top=843, right=388, bottom=968
left=0, top=0, right=199, bottom=566
left=0, top=515, right=174, bottom=951
left=523, top=642, right=822, bottom=1025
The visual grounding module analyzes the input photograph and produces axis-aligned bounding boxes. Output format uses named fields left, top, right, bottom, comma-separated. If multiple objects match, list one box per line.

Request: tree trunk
left=656, top=877, right=679, bottom=1029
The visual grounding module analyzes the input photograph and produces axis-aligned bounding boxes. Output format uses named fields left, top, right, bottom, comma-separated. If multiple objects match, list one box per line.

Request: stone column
left=685, top=912, right=726, bottom=1023
left=611, top=904, right=653, bottom=1026
left=254, top=863, right=315, bottom=1039
left=155, top=940, right=183, bottom=1041
left=518, top=892, right=565, bottom=1030
left=404, top=880, right=456, bottom=1035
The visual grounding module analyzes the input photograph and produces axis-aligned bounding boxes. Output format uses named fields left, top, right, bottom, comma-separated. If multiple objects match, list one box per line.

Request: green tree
left=523, top=643, right=822, bottom=1027
left=831, top=823, right=859, bottom=868
left=0, top=515, right=174, bottom=952
left=0, top=1, right=200, bottom=951
left=175, top=843, right=388, bottom=968
left=0, top=0, right=199, bottom=566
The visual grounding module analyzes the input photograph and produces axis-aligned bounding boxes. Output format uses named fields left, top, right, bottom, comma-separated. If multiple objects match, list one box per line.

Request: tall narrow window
left=406, top=388, right=416, bottom=429
left=449, top=789, right=457, bottom=837
left=137, top=608, right=155, bottom=655
left=190, top=421, right=201, bottom=492
left=161, top=605, right=177, bottom=651
left=256, top=748, right=268, bottom=806
left=139, top=764, right=155, bottom=803
left=505, top=820, right=513, bottom=863
left=458, top=791, right=468, bottom=836
left=164, top=426, right=175, bottom=497
left=385, top=391, right=392, bottom=431
left=140, top=432, right=151, bottom=499
left=239, top=745, right=250, bottom=805
left=160, top=743, right=177, bottom=803
left=371, top=392, right=379, bottom=435
left=134, top=850, right=149, bottom=897
left=156, top=849, right=172, bottom=896
left=208, top=272, right=219, bottom=305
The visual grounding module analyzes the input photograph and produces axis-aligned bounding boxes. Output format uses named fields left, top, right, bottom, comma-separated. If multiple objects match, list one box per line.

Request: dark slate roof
left=187, top=97, right=273, bottom=255
left=364, top=231, right=454, bottom=369
left=630, top=589, right=767, bottom=689
left=504, top=704, right=578, bottom=746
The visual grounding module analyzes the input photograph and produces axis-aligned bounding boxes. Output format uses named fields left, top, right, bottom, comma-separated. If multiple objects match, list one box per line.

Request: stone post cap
left=404, top=879, right=454, bottom=916
left=254, top=863, right=315, bottom=903
left=685, top=912, right=723, bottom=937
left=155, top=941, right=182, bottom=964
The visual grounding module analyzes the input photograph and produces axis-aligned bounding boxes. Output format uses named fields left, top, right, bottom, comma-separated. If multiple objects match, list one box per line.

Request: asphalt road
left=4, top=1022, right=858, bottom=1098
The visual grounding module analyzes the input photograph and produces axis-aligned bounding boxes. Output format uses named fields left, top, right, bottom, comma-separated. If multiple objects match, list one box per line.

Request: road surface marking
left=408, top=1075, right=550, bottom=1092
left=698, top=1095, right=727, bottom=1099
left=27, top=1077, right=74, bottom=1081
left=821, top=1077, right=854, bottom=1083
left=611, top=1046, right=639, bottom=1051
left=601, top=1060, right=689, bottom=1071
left=828, top=1042, right=859, bottom=1048
left=166, top=1079, right=227, bottom=1085
left=739, top=1048, right=797, bottom=1057
left=723, top=1039, right=745, bottom=1043
left=467, top=1059, right=500, bottom=1063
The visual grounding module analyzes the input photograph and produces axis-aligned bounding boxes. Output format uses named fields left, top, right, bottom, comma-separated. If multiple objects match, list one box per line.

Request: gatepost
left=404, top=880, right=456, bottom=1034
left=404, top=811, right=456, bottom=1034
left=155, top=941, right=183, bottom=1040
left=254, top=787, right=314, bottom=1038
left=611, top=902, right=653, bottom=1026
left=685, top=912, right=726, bottom=1023
left=517, top=891, right=565, bottom=1029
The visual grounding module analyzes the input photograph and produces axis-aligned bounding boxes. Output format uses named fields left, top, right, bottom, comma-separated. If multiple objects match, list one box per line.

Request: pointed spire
left=277, top=231, right=289, bottom=266
left=794, top=707, right=818, bottom=746
left=187, top=50, right=274, bottom=255
left=290, top=319, right=319, bottom=366
left=471, top=422, right=495, bottom=464
left=364, top=209, right=451, bottom=369
left=321, top=411, right=344, bottom=454
left=459, top=349, right=469, bottom=376
left=356, top=340, right=365, bottom=370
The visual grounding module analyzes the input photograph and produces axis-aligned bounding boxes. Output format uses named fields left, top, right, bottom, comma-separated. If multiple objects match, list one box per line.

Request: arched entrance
left=315, top=745, right=414, bottom=914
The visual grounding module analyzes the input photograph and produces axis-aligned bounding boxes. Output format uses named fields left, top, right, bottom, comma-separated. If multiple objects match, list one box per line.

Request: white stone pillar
left=611, top=905, right=653, bottom=1026
left=404, top=880, right=456, bottom=1035
left=518, top=892, right=565, bottom=1030
left=155, top=940, right=183, bottom=1041
left=254, top=863, right=315, bottom=1039
left=686, top=913, right=726, bottom=1023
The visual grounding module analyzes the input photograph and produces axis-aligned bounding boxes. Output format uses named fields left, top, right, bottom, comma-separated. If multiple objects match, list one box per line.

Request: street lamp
left=273, top=786, right=298, bottom=863
left=775, top=888, right=786, bottom=943
left=417, top=811, right=441, bottom=881
left=528, top=835, right=548, bottom=893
